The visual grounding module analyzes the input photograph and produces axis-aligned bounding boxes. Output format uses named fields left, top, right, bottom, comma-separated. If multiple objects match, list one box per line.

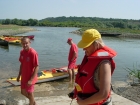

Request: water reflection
left=0, top=45, right=9, bottom=52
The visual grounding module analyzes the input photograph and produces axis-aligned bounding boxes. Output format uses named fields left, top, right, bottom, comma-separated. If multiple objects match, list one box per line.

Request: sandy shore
left=0, top=79, right=140, bottom=105
left=0, top=78, right=75, bottom=105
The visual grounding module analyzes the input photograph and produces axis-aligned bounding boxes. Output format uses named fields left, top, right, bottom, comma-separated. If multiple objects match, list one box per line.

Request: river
left=0, top=27, right=140, bottom=83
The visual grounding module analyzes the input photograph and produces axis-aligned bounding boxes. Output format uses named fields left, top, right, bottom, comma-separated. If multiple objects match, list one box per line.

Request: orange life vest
left=75, top=46, right=117, bottom=105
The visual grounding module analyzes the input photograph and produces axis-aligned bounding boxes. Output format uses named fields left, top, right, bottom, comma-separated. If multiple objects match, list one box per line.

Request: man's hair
left=21, top=36, right=30, bottom=42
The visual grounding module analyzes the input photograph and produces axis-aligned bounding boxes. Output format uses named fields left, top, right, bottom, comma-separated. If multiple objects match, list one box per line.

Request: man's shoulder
left=30, top=48, right=38, bottom=54
left=72, top=43, right=78, bottom=50
left=72, top=43, right=77, bottom=47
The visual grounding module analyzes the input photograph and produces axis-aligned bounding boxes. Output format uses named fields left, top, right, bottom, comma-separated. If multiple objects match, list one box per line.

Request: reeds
left=125, top=63, right=140, bottom=85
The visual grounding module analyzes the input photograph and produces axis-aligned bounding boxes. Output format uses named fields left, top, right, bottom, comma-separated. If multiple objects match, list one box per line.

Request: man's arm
left=71, top=52, right=77, bottom=62
left=28, top=65, right=39, bottom=85
left=17, top=64, right=22, bottom=82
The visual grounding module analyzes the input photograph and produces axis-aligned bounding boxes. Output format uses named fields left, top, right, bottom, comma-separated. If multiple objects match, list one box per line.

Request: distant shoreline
left=70, top=30, right=140, bottom=38
left=1, top=25, right=140, bottom=38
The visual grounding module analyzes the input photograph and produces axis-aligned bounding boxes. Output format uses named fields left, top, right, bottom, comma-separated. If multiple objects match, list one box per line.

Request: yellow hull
left=7, top=66, right=78, bottom=86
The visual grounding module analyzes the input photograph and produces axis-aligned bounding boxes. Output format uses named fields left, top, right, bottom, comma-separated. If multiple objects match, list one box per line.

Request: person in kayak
left=67, top=38, right=78, bottom=83
left=17, top=36, right=39, bottom=105
left=68, top=29, right=117, bottom=105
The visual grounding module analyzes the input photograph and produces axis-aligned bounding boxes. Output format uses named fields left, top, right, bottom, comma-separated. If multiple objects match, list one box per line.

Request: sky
left=0, top=0, right=140, bottom=20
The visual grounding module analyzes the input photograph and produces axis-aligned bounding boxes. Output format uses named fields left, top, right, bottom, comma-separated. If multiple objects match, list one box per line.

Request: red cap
left=67, top=38, right=72, bottom=42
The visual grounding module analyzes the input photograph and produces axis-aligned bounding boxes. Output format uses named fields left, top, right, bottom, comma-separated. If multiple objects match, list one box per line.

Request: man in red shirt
left=67, top=38, right=78, bottom=83
left=17, top=37, right=39, bottom=105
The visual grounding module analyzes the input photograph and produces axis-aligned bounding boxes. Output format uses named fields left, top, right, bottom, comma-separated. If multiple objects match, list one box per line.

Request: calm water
left=1, top=27, right=140, bottom=82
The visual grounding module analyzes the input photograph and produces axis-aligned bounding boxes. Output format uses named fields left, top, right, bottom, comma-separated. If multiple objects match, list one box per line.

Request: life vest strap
left=77, top=92, right=97, bottom=99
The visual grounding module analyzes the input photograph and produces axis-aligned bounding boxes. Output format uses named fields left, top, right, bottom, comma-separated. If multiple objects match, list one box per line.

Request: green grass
left=0, top=25, right=37, bottom=36
left=1, top=25, right=140, bottom=35
left=125, top=63, right=140, bottom=84
left=0, top=25, right=28, bottom=30
left=79, top=27, right=140, bottom=35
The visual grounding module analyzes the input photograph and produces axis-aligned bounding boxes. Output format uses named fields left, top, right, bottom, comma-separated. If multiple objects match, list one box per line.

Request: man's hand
left=77, top=97, right=85, bottom=105
left=16, top=76, right=20, bottom=82
left=68, top=91, right=75, bottom=99
left=27, top=80, right=32, bottom=86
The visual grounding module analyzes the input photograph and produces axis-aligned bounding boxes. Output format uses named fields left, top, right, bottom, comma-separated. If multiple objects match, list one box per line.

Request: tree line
left=0, top=16, right=140, bottom=30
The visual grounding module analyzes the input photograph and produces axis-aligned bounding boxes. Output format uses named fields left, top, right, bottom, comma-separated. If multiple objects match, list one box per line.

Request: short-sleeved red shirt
left=68, top=43, right=78, bottom=62
left=19, top=48, right=39, bottom=84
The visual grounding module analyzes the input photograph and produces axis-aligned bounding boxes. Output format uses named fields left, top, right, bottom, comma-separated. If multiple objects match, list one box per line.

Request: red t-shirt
left=19, top=48, right=39, bottom=84
left=68, top=43, right=78, bottom=62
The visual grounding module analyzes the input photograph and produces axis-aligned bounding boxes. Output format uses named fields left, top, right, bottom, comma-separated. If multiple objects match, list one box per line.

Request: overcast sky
left=0, top=0, right=139, bottom=20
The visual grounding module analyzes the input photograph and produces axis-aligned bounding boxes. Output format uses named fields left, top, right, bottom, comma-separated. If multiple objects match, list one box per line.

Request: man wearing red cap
left=67, top=38, right=78, bottom=83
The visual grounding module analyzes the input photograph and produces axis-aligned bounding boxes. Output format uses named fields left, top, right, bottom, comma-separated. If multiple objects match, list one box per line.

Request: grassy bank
left=0, top=25, right=37, bottom=35
left=70, top=27, right=140, bottom=38
left=81, top=27, right=140, bottom=34
left=1, top=25, right=140, bottom=38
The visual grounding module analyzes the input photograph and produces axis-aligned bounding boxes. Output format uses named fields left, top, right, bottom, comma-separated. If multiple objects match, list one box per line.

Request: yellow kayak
left=0, top=36, right=21, bottom=45
left=7, top=66, right=78, bottom=86
left=8, top=39, right=21, bottom=45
